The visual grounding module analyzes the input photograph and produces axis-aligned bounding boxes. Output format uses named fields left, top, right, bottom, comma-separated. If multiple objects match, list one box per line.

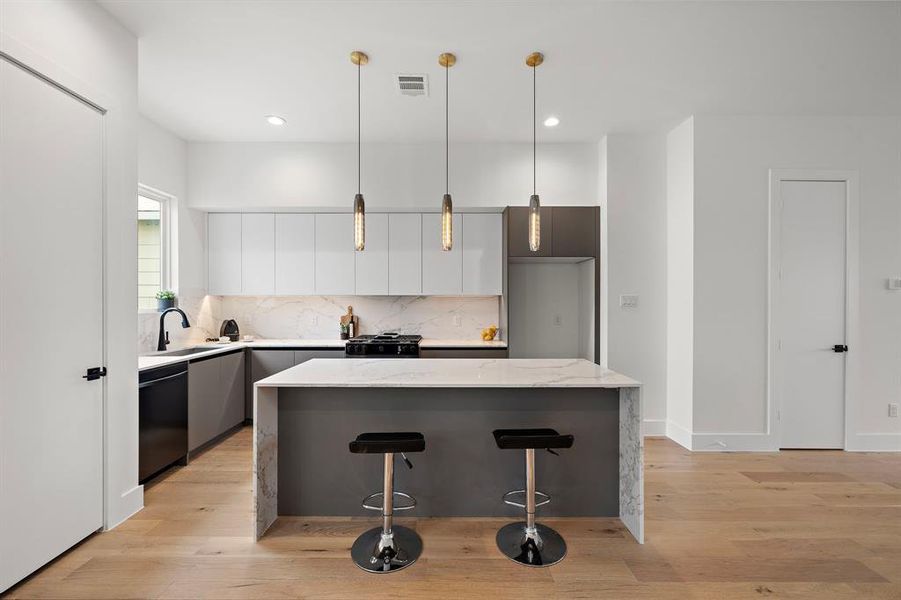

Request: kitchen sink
left=160, top=347, right=218, bottom=356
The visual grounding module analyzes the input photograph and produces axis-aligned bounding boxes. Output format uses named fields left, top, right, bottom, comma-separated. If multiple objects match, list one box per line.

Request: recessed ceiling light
left=543, top=116, right=560, bottom=128
left=266, top=115, right=286, bottom=126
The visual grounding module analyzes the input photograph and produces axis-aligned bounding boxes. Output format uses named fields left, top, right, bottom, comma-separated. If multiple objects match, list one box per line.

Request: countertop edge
left=138, top=338, right=509, bottom=372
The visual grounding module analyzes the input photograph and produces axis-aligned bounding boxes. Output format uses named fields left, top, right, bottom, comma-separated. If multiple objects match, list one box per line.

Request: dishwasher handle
left=139, top=370, right=187, bottom=389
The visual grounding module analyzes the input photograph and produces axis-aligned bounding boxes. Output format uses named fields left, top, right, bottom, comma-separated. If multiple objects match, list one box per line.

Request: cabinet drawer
left=420, top=348, right=508, bottom=359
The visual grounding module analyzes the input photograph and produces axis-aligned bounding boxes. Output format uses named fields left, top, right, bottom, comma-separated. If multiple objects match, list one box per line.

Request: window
left=137, top=187, right=171, bottom=310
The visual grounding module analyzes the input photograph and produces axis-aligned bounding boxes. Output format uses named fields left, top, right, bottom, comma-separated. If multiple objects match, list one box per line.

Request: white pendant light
left=351, top=50, right=368, bottom=251
left=439, top=52, right=456, bottom=251
left=526, top=51, right=543, bottom=252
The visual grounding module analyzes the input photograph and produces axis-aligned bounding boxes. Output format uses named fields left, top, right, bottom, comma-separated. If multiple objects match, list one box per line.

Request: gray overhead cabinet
left=506, top=206, right=599, bottom=258
left=188, top=350, right=245, bottom=452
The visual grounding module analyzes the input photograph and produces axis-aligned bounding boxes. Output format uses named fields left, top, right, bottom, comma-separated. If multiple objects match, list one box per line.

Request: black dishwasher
left=139, top=362, right=188, bottom=483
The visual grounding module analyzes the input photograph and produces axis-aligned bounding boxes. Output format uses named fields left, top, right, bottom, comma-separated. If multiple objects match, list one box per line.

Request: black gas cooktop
left=345, top=333, right=422, bottom=357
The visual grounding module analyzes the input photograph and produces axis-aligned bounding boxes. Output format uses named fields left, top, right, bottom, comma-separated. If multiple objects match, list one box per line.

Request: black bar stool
left=493, top=428, right=574, bottom=567
left=348, top=432, right=425, bottom=573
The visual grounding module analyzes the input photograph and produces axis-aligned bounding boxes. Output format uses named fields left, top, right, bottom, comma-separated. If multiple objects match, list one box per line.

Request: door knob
left=832, top=344, right=848, bottom=353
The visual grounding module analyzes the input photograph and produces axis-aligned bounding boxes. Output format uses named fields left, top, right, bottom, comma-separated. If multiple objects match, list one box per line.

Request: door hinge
left=83, top=367, right=107, bottom=381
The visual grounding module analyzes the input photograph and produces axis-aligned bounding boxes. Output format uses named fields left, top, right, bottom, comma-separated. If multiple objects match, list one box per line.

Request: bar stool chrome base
left=351, top=525, right=422, bottom=573
left=496, top=521, right=567, bottom=567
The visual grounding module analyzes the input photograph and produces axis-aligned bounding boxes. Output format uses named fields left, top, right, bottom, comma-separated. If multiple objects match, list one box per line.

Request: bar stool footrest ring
left=362, top=491, right=417, bottom=512
left=502, top=489, right=550, bottom=509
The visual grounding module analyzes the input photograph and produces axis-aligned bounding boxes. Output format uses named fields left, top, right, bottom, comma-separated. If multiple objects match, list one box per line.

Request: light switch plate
left=890, top=403, right=899, bottom=418
left=620, top=295, right=639, bottom=309
left=888, top=278, right=901, bottom=290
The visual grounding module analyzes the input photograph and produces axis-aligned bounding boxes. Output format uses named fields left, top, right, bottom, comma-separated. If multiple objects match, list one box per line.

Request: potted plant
left=339, top=322, right=350, bottom=340
left=156, top=290, right=176, bottom=312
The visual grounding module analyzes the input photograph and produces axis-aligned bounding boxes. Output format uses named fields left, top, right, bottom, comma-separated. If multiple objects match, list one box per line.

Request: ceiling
left=100, top=1, right=901, bottom=143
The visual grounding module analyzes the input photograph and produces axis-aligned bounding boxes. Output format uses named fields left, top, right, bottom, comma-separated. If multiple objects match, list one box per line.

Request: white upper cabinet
left=208, top=213, right=242, bottom=295
left=275, top=214, right=315, bottom=295
left=314, top=214, right=355, bottom=295
left=209, top=211, right=502, bottom=297
left=241, top=213, right=275, bottom=295
left=355, top=213, right=388, bottom=295
left=388, top=213, right=422, bottom=295
left=462, top=213, right=503, bottom=295
left=421, top=212, right=463, bottom=295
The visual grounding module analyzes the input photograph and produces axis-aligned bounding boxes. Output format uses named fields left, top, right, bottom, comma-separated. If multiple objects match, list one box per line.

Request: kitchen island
left=254, top=358, right=643, bottom=543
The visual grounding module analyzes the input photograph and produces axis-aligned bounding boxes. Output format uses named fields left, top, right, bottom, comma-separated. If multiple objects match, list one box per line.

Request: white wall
left=188, top=142, right=598, bottom=210
left=604, top=133, right=668, bottom=436
left=138, top=117, right=215, bottom=353
left=0, top=0, right=141, bottom=525
left=690, top=116, right=901, bottom=451
left=665, top=118, right=695, bottom=447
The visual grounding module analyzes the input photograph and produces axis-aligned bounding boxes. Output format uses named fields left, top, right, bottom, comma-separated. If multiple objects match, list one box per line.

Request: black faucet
left=157, top=307, right=191, bottom=351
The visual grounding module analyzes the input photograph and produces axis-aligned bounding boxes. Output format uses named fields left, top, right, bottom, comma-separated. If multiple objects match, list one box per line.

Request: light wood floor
left=4, top=427, right=900, bottom=599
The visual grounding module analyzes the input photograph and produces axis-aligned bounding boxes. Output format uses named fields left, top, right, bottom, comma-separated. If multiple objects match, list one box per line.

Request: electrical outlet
left=312, top=315, right=319, bottom=326
left=889, top=403, right=899, bottom=418
left=453, top=315, right=462, bottom=327
left=620, top=294, right=639, bottom=309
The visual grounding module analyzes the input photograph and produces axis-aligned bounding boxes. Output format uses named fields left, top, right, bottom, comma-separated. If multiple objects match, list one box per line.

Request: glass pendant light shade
left=441, top=194, right=453, bottom=251
left=528, top=194, right=541, bottom=252
left=354, top=193, right=365, bottom=251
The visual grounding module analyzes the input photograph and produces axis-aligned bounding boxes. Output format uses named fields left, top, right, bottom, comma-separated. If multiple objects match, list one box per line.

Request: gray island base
left=253, top=358, right=643, bottom=543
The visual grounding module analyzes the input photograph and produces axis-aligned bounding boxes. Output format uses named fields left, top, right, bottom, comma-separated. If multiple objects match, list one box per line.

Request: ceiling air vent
left=396, top=73, right=429, bottom=97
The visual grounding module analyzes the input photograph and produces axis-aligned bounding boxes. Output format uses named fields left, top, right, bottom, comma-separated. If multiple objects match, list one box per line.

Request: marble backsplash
left=139, top=295, right=500, bottom=353
left=215, top=295, right=500, bottom=340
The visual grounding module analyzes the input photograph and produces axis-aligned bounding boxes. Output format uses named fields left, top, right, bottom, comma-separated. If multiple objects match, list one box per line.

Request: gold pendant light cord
left=357, top=61, right=361, bottom=195
left=445, top=61, right=449, bottom=195
left=532, top=63, right=536, bottom=196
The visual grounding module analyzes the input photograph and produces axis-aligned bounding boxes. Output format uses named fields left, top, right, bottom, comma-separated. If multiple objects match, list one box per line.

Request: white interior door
left=0, top=57, right=105, bottom=591
left=776, top=180, right=847, bottom=449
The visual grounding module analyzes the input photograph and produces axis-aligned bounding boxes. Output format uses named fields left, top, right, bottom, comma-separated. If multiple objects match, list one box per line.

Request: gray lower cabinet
left=246, top=348, right=346, bottom=418
left=293, top=350, right=345, bottom=364
left=188, top=350, right=245, bottom=452
left=420, top=348, right=509, bottom=359
left=248, top=350, right=295, bottom=419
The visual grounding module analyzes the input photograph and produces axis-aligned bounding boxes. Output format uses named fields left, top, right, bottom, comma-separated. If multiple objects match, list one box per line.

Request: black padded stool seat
left=493, top=428, right=574, bottom=450
left=349, top=432, right=425, bottom=455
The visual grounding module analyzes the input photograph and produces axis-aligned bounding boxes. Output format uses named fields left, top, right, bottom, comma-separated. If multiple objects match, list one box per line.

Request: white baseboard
left=642, top=419, right=666, bottom=437
left=690, top=432, right=777, bottom=452
left=665, top=420, right=693, bottom=450
left=846, top=433, right=901, bottom=452
left=664, top=426, right=900, bottom=453
left=105, top=484, right=144, bottom=530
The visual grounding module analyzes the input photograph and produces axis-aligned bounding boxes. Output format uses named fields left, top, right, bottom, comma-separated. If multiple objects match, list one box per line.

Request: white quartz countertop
left=138, top=338, right=507, bottom=372
left=255, top=358, right=640, bottom=389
